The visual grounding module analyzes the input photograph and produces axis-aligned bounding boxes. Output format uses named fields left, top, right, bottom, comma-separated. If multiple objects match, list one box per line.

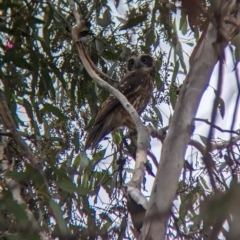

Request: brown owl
left=85, top=54, right=156, bottom=149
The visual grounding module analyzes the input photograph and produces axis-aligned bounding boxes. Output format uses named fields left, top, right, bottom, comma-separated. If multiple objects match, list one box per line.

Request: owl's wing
left=95, top=71, right=149, bottom=124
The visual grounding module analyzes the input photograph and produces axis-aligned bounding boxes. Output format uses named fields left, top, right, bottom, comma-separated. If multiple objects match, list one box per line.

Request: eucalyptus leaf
left=42, top=103, right=67, bottom=121
left=217, top=97, right=225, bottom=119
left=107, top=61, right=118, bottom=77
left=152, top=105, right=163, bottom=125
left=95, top=39, right=105, bottom=54
left=56, top=179, right=91, bottom=196
left=200, top=176, right=209, bottom=190
left=41, top=69, right=55, bottom=99
left=180, top=13, right=188, bottom=35
left=5, top=171, right=28, bottom=181
left=79, top=151, right=89, bottom=169
left=119, top=14, right=147, bottom=30
left=73, top=131, right=80, bottom=153
left=231, top=33, right=240, bottom=63
left=4, top=200, right=28, bottom=224
left=12, top=57, right=33, bottom=71
left=116, top=16, right=126, bottom=24
left=96, top=9, right=112, bottom=27
left=146, top=28, right=155, bottom=46
left=199, top=135, right=208, bottom=146
left=170, top=90, right=177, bottom=110
left=56, top=179, right=77, bottom=193
left=49, top=199, right=67, bottom=235
left=29, top=17, right=45, bottom=25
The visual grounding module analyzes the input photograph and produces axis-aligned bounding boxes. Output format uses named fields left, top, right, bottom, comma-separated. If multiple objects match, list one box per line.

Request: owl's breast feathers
left=85, top=68, right=155, bottom=149
left=130, top=71, right=154, bottom=112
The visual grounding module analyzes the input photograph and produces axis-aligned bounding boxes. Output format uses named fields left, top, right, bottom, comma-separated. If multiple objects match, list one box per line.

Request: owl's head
left=127, top=54, right=155, bottom=73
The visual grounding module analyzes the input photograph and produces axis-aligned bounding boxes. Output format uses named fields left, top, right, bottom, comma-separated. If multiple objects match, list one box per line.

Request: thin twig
left=194, top=118, right=240, bottom=135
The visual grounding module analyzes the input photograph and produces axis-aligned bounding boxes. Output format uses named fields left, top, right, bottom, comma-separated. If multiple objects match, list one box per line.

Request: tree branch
left=0, top=90, right=49, bottom=188
left=140, top=2, right=240, bottom=238
left=147, top=124, right=168, bottom=142
left=194, top=118, right=240, bottom=135
left=0, top=140, right=51, bottom=240
left=67, top=0, right=150, bottom=215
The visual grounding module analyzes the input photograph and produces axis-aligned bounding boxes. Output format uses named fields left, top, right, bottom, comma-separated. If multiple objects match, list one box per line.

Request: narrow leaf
left=75, top=186, right=92, bottom=195
left=43, top=103, right=67, bottom=120
left=96, top=9, right=111, bottom=27
left=200, top=176, right=209, bottom=190
left=5, top=200, right=28, bottom=224
left=119, top=14, right=147, bottom=30
left=79, top=151, right=89, bottom=169
left=217, top=97, right=225, bottom=119
left=56, top=179, right=91, bottom=196
left=41, top=69, right=55, bottom=99
left=199, top=135, right=208, bottom=146
left=56, top=179, right=77, bottom=193
left=146, top=28, right=155, bottom=46
left=107, top=61, right=118, bottom=77
left=152, top=105, right=163, bottom=125
left=116, top=16, right=126, bottom=24
left=180, top=13, right=188, bottom=35
left=49, top=199, right=67, bottom=235
left=73, top=131, right=80, bottom=153
left=95, top=39, right=105, bottom=54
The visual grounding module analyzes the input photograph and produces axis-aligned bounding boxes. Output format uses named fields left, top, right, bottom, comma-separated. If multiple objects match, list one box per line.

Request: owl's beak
left=135, top=62, right=142, bottom=69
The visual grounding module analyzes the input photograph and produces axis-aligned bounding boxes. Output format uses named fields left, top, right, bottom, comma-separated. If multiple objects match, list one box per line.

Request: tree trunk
left=140, top=4, right=240, bottom=236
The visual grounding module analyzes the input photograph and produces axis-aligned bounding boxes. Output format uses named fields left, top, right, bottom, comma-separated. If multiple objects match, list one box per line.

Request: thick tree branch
left=68, top=0, right=150, bottom=219
left=140, top=2, right=240, bottom=239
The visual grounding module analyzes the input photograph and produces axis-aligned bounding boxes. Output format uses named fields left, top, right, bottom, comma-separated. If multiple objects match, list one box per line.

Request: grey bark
left=140, top=7, right=240, bottom=238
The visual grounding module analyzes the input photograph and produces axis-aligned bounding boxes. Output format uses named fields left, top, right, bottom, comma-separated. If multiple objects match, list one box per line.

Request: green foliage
left=1, top=0, right=236, bottom=239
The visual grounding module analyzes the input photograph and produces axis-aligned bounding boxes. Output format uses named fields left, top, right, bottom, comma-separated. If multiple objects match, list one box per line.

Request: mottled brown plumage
left=85, top=54, right=155, bottom=149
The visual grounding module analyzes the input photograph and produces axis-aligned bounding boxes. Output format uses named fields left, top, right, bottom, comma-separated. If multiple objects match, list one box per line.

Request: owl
left=85, top=54, right=156, bottom=149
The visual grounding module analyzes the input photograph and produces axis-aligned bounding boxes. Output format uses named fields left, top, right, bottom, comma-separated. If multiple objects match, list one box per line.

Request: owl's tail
left=85, top=120, right=112, bottom=149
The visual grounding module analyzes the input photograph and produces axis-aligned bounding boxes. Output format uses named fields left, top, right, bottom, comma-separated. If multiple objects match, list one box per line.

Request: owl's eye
left=129, top=59, right=134, bottom=66
left=141, top=57, right=147, bottom=63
